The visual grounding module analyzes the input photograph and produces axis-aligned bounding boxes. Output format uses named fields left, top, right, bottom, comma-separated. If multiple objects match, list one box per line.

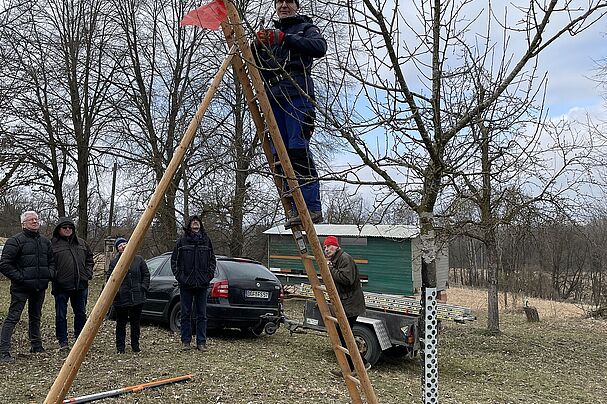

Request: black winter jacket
left=51, top=217, right=94, bottom=294
left=328, top=249, right=366, bottom=318
left=171, top=231, right=216, bottom=289
left=252, top=14, right=327, bottom=99
left=0, top=229, right=55, bottom=291
left=106, top=254, right=150, bottom=307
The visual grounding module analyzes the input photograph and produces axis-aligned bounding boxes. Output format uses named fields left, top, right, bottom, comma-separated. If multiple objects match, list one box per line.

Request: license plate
left=246, top=290, right=269, bottom=299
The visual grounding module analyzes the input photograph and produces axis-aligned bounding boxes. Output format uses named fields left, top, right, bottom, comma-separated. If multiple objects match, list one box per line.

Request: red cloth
left=180, top=0, right=228, bottom=30
left=323, top=235, right=339, bottom=247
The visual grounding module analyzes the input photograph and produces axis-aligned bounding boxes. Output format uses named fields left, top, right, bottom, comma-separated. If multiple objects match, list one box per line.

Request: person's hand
left=256, top=29, right=284, bottom=45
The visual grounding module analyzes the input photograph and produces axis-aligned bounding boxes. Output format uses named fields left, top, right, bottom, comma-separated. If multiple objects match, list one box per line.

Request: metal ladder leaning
left=220, top=4, right=378, bottom=403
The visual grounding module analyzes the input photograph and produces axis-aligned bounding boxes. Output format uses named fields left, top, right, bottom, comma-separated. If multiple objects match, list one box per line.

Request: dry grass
left=447, top=287, right=585, bottom=319
left=0, top=280, right=606, bottom=403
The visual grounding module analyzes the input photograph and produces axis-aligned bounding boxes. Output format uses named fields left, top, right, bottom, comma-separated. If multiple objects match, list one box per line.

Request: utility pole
left=108, top=162, right=117, bottom=237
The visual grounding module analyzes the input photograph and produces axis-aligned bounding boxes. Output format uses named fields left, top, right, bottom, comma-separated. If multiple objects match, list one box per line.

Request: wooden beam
left=43, top=47, right=236, bottom=404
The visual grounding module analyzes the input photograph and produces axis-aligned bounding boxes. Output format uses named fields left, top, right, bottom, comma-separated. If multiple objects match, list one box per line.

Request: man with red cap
left=323, top=235, right=370, bottom=376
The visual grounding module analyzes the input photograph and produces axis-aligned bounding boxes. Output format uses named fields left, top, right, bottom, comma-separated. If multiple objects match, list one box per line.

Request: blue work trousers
left=271, top=96, right=321, bottom=212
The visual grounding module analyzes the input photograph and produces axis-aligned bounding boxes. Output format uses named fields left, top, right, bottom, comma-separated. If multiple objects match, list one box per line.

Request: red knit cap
left=323, top=235, right=339, bottom=247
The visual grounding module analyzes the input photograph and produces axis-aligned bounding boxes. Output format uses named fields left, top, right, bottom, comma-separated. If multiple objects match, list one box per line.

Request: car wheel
left=352, top=324, right=382, bottom=366
left=169, top=303, right=181, bottom=333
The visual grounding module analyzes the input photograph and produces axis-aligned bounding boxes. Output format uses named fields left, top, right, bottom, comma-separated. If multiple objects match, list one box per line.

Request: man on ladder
left=252, top=0, right=325, bottom=228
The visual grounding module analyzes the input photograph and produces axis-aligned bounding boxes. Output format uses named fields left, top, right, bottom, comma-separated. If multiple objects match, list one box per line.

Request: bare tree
left=101, top=0, right=227, bottom=251
left=0, top=0, right=118, bottom=238
left=316, top=1, right=607, bottom=336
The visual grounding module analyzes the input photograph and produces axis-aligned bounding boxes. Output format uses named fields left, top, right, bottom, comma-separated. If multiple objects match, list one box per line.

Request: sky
left=537, top=17, right=606, bottom=118
left=314, top=1, right=607, bottom=213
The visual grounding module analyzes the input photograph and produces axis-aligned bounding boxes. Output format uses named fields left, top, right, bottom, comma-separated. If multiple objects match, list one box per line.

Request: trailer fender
left=356, top=317, right=392, bottom=350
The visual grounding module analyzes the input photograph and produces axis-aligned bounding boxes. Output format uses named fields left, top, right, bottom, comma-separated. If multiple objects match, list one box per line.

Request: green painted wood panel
left=267, top=235, right=414, bottom=295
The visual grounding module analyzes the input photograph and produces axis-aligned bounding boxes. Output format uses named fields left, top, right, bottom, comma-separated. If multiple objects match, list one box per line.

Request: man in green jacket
left=51, top=217, right=94, bottom=350
left=323, top=235, right=371, bottom=376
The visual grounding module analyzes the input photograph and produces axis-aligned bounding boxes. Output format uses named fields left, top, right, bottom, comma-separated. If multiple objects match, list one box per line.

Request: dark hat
left=115, top=237, right=127, bottom=249
left=53, top=217, right=76, bottom=238
left=323, top=235, right=339, bottom=248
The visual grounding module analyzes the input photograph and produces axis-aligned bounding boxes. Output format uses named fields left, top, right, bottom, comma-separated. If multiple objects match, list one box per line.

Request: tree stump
left=523, top=305, right=540, bottom=322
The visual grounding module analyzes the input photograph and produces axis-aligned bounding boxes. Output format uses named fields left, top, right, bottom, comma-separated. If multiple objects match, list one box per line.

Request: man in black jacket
left=171, top=216, right=216, bottom=352
left=51, top=217, right=94, bottom=350
left=0, top=211, right=55, bottom=363
left=253, top=0, right=327, bottom=228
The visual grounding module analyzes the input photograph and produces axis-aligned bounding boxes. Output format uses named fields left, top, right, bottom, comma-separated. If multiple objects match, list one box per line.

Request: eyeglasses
left=276, top=0, right=296, bottom=4
left=61, top=226, right=74, bottom=230
left=23, top=218, right=39, bottom=223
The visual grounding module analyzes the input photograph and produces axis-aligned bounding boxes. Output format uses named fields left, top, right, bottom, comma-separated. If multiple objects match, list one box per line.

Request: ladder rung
left=304, top=255, right=315, bottom=261
left=346, top=374, right=360, bottom=385
left=325, top=315, right=338, bottom=323
left=335, top=345, right=350, bottom=355
left=312, top=284, right=326, bottom=291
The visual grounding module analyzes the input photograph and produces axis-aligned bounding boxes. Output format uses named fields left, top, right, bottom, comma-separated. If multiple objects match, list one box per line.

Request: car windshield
left=147, top=255, right=170, bottom=276
left=219, top=260, right=277, bottom=282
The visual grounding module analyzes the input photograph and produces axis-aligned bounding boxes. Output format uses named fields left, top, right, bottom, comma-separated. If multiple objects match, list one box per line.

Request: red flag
left=180, top=0, right=228, bottom=30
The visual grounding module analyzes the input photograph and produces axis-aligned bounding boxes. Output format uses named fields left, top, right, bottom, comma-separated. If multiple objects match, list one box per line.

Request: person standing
left=171, top=216, right=216, bottom=352
left=323, top=235, right=371, bottom=376
left=51, top=217, right=94, bottom=350
left=0, top=211, right=55, bottom=363
left=253, top=0, right=327, bottom=228
left=106, top=237, right=150, bottom=354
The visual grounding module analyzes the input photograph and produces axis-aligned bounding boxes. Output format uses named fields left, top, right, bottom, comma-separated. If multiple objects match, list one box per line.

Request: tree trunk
left=229, top=80, right=246, bottom=257
left=76, top=144, right=89, bottom=239
left=486, top=239, right=500, bottom=334
left=419, top=212, right=437, bottom=288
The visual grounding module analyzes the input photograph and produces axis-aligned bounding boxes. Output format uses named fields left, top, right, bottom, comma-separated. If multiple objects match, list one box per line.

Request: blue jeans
left=54, top=289, right=88, bottom=344
left=180, top=287, right=208, bottom=346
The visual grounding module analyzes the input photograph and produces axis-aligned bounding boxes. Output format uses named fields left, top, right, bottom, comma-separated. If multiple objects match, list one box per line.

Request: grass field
left=0, top=277, right=605, bottom=403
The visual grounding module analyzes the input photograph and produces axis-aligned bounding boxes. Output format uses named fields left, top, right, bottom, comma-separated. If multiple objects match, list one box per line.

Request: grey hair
left=20, top=210, right=38, bottom=223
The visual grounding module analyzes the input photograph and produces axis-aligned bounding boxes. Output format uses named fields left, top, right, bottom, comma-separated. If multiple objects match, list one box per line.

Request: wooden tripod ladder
left=220, top=4, right=378, bottom=403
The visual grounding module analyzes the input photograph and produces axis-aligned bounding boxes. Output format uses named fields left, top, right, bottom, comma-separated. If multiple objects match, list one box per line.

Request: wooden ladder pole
left=221, top=2, right=377, bottom=402
left=43, top=47, right=237, bottom=404
left=221, top=25, right=362, bottom=400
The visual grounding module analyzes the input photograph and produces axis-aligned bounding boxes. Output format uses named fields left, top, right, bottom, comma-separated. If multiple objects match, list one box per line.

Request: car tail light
left=210, top=279, right=229, bottom=298
left=279, top=287, right=285, bottom=302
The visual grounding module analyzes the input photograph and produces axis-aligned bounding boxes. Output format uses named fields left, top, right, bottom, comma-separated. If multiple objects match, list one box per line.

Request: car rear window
left=218, top=260, right=277, bottom=282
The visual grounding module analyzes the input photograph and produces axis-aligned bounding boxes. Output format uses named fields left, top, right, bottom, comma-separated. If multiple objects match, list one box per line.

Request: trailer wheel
left=352, top=324, right=382, bottom=366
